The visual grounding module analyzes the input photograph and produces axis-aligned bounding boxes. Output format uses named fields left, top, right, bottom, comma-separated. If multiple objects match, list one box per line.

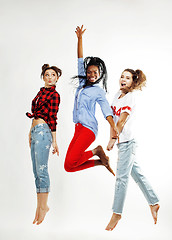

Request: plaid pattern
left=26, top=86, right=60, bottom=131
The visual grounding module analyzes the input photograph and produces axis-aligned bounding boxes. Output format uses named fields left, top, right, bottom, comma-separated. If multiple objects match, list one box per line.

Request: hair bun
left=42, top=64, right=50, bottom=71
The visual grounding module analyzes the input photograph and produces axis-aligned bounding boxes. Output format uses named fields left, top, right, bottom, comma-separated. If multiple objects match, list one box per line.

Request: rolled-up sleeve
left=48, top=92, right=60, bottom=132
left=97, top=90, right=113, bottom=119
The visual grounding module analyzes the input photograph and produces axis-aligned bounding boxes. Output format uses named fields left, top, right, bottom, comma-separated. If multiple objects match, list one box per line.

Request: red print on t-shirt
left=111, top=106, right=131, bottom=116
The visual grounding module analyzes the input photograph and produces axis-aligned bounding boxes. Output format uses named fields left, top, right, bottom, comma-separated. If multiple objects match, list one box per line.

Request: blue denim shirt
left=73, top=58, right=113, bottom=137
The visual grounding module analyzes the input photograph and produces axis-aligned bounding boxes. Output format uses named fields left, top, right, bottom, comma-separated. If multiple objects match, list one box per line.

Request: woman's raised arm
left=75, top=25, right=86, bottom=58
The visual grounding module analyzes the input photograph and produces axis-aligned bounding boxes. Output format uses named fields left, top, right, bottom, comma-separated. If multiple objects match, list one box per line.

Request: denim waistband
left=31, top=123, right=50, bottom=133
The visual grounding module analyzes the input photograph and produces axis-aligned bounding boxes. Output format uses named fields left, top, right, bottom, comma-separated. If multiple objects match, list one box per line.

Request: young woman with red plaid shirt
left=26, top=64, right=62, bottom=225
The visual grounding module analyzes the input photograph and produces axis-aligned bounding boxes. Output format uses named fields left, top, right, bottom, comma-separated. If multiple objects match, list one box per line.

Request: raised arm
left=75, top=25, right=86, bottom=58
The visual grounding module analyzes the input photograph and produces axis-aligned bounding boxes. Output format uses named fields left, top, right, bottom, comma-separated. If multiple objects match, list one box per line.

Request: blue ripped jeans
left=31, top=123, right=52, bottom=193
left=112, top=139, right=159, bottom=214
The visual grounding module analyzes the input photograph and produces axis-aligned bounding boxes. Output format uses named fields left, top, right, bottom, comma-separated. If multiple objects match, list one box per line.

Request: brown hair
left=123, top=68, right=146, bottom=91
left=41, top=64, right=62, bottom=78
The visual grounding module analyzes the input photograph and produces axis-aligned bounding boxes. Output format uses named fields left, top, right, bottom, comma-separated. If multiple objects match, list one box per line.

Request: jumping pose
left=105, top=69, right=160, bottom=230
left=26, top=64, right=62, bottom=225
left=64, top=25, right=118, bottom=174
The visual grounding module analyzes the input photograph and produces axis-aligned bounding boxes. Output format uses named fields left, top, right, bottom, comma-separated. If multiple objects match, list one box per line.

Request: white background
left=0, top=0, right=172, bottom=239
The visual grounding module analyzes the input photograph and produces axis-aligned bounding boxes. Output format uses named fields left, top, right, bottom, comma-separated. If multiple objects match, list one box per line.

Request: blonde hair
left=123, top=68, right=146, bottom=91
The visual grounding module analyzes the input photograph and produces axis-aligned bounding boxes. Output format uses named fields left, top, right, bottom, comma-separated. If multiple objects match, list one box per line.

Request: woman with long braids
left=26, top=64, right=62, bottom=225
left=64, top=25, right=118, bottom=174
left=105, top=68, right=160, bottom=230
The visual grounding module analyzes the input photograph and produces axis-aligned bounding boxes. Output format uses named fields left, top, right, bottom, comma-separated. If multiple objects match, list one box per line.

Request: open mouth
left=121, top=83, right=126, bottom=87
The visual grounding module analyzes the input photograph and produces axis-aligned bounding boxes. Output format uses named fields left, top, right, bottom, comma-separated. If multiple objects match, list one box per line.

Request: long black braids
left=73, top=56, right=108, bottom=92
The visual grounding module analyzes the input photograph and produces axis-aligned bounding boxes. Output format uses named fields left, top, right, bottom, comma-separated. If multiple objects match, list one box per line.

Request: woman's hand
left=107, top=139, right=116, bottom=151
left=106, top=116, right=119, bottom=143
left=75, top=25, right=86, bottom=38
left=111, top=127, right=119, bottom=143
left=75, top=25, right=86, bottom=58
left=51, top=131, right=59, bottom=156
left=52, top=141, right=59, bottom=156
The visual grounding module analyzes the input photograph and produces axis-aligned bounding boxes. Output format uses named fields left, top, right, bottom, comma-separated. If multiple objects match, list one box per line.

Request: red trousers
left=64, top=123, right=96, bottom=172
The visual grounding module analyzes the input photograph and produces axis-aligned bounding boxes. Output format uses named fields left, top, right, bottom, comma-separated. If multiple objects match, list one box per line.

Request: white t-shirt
left=111, top=91, right=135, bottom=143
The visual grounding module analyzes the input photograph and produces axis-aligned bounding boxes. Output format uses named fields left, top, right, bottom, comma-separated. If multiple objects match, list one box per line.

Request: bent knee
left=64, top=162, right=72, bottom=172
left=34, top=166, right=49, bottom=178
left=64, top=154, right=78, bottom=172
left=64, top=159, right=76, bottom=172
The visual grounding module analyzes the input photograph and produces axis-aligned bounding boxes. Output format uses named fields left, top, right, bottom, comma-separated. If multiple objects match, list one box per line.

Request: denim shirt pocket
left=82, top=91, right=91, bottom=98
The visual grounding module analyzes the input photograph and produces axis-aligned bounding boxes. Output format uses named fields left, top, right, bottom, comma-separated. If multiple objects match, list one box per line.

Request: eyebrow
left=46, top=71, right=56, bottom=74
left=87, top=69, right=99, bottom=72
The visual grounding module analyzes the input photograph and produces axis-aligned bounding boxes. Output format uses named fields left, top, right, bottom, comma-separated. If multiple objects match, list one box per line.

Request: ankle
left=112, top=213, right=122, bottom=219
left=150, top=203, right=160, bottom=210
left=94, top=160, right=103, bottom=166
left=40, top=205, right=49, bottom=210
left=92, top=149, right=96, bottom=156
left=92, top=145, right=101, bottom=156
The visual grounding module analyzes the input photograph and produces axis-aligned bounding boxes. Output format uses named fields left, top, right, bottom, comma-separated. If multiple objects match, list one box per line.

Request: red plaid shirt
left=26, top=86, right=60, bottom=131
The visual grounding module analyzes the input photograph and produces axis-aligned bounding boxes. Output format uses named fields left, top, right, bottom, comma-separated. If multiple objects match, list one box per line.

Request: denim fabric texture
left=31, top=123, right=52, bottom=193
left=112, top=139, right=159, bottom=214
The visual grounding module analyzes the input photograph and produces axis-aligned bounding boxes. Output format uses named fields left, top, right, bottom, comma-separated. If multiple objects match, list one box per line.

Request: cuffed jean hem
left=112, top=139, right=159, bottom=214
left=112, top=210, right=122, bottom=215
left=36, top=187, right=50, bottom=193
left=149, top=201, right=159, bottom=206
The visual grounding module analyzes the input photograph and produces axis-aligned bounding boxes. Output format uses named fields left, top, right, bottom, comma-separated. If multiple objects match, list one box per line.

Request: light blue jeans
left=112, top=139, right=159, bottom=214
left=31, top=123, right=52, bottom=193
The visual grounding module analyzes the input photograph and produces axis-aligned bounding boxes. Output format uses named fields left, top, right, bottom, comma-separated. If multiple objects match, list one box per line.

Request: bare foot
left=37, top=206, right=49, bottom=225
left=105, top=213, right=121, bottom=231
left=150, top=204, right=160, bottom=224
left=33, top=206, right=49, bottom=225
left=93, top=145, right=115, bottom=176
left=94, top=158, right=115, bottom=176
left=33, top=208, right=39, bottom=224
left=93, top=145, right=108, bottom=166
left=105, top=156, right=115, bottom=176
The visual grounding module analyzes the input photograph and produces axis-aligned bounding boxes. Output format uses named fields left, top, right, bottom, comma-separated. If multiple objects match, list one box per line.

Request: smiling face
left=119, top=71, right=133, bottom=93
left=86, top=65, right=100, bottom=83
left=43, top=69, right=59, bottom=88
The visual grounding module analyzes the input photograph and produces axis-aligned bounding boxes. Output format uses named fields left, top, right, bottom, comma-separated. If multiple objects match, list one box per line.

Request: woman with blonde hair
left=106, top=68, right=160, bottom=230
